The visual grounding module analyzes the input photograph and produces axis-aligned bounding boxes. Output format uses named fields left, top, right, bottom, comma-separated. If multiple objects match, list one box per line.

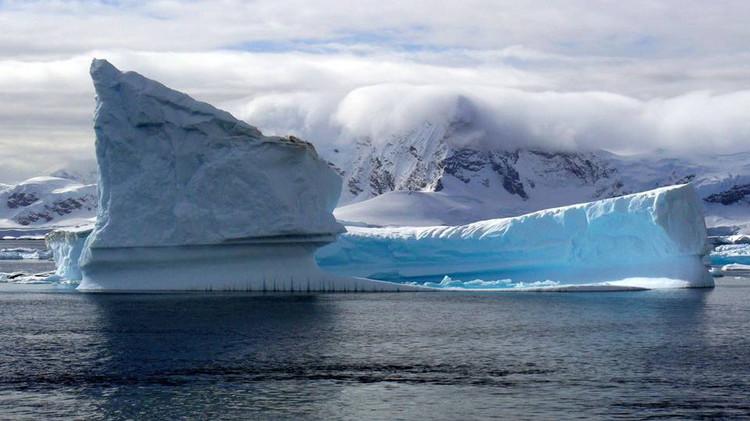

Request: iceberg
left=317, top=184, right=714, bottom=289
left=75, top=59, right=411, bottom=291
left=720, top=263, right=750, bottom=274
left=710, top=243, right=750, bottom=266
left=0, top=248, right=51, bottom=260
left=46, top=226, right=92, bottom=280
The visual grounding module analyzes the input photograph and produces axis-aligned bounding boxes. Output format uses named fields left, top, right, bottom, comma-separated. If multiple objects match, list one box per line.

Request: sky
left=1, top=0, right=750, bottom=183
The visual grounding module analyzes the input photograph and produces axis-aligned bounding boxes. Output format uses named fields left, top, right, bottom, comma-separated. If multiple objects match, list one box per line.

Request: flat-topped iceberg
left=76, top=59, right=409, bottom=291
left=317, top=184, right=714, bottom=289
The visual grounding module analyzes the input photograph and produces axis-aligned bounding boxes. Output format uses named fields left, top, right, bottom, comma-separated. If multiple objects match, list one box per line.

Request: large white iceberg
left=76, top=59, right=410, bottom=291
left=317, top=184, right=714, bottom=289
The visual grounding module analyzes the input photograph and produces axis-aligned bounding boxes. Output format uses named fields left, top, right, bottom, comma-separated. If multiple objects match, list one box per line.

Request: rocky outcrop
left=705, top=184, right=750, bottom=205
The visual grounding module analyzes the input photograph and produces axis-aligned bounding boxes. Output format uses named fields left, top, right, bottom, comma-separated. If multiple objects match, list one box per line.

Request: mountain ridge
left=324, top=119, right=750, bottom=231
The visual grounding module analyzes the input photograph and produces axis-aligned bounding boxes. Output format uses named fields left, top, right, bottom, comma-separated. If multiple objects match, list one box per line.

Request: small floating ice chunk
left=0, top=248, right=52, bottom=260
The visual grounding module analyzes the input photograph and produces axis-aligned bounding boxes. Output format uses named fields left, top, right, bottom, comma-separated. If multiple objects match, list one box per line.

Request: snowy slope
left=335, top=191, right=489, bottom=227
left=49, top=166, right=98, bottom=186
left=0, top=176, right=96, bottom=231
left=325, top=119, right=750, bottom=231
left=318, top=184, right=712, bottom=290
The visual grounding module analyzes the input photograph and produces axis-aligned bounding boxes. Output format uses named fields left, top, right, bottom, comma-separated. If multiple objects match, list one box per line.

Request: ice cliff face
left=46, top=226, right=92, bottom=280
left=86, top=59, right=343, bottom=249
left=317, top=184, right=713, bottom=289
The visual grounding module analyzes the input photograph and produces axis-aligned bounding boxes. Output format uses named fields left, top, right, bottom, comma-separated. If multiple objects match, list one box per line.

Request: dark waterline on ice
left=0, top=279, right=749, bottom=419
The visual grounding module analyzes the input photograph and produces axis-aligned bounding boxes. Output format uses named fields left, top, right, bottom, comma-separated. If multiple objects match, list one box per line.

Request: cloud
left=1, top=1, right=750, bottom=182
left=1, top=49, right=750, bottom=182
left=254, top=81, right=750, bottom=155
left=3, top=1, right=750, bottom=57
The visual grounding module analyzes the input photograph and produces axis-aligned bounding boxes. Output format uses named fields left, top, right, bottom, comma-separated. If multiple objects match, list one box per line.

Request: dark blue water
left=1, top=280, right=749, bottom=420
left=0, top=239, right=55, bottom=273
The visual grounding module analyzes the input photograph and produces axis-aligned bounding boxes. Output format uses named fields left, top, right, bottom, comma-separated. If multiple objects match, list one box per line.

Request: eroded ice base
left=78, top=239, right=418, bottom=292
left=45, top=228, right=418, bottom=291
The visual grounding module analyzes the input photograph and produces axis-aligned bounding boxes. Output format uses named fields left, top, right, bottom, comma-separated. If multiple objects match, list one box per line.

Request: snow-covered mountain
left=324, top=120, right=750, bottom=231
left=4, top=112, right=749, bottom=236
left=0, top=177, right=96, bottom=231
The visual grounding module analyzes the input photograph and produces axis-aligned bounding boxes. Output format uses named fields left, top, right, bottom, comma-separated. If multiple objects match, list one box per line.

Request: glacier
left=74, top=59, right=413, bottom=292
left=708, top=233, right=750, bottom=266
left=317, top=184, right=714, bottom=290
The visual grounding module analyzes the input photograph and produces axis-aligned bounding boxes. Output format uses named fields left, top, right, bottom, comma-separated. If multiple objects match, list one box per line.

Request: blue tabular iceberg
left=316, top=184, right=714, bottom=290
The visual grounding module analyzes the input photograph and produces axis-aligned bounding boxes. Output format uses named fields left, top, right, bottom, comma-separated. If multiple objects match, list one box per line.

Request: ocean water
left=0, top=239, right=55, bottom=274
left=0, top=279, right=749, bottom=420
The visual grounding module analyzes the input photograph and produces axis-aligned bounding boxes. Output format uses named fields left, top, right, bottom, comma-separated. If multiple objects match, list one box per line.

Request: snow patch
left=721, top=263, right=750, bottom=272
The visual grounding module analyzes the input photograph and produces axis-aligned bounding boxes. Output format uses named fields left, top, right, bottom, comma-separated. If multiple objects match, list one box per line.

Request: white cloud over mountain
left=1, top=1, right=749, bottom=182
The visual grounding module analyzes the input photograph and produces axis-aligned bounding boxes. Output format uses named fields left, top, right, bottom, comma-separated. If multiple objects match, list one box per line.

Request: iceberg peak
left=89, top=58, right=264, bottom=140
left=89, top=58, right=118, bottom=83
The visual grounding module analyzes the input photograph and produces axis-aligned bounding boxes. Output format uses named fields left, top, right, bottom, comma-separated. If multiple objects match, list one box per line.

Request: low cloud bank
left=1, top=51, right=749, bottom=182
left=243, top=79, right=750, bottom=156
